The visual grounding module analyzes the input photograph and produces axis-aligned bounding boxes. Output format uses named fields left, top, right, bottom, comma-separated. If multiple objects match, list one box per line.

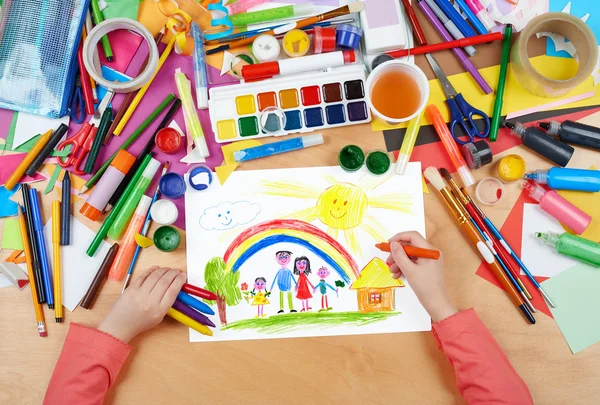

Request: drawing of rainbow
left=223, top=219, right=360, bottom=284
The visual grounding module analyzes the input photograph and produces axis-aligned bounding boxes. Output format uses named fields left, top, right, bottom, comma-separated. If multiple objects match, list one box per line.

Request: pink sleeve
left=43, top=323, right=132, bottom=405
left=432, top=309, right=533, bottom=405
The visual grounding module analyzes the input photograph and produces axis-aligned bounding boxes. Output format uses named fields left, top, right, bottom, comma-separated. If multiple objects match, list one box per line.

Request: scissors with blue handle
left=426, top=54, right=490, bottom=145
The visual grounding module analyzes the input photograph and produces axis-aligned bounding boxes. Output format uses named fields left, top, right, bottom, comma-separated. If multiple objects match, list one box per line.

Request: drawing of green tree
left=204, top=257, right=242, bottom=326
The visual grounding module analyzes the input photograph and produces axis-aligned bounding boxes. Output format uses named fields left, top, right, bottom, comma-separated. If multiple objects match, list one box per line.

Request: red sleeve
left=432, top=309, right=533, bottom=405
left=43, top=323, right=132, bottom=405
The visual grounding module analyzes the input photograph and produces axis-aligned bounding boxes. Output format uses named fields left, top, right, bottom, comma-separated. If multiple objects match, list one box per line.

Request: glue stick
left=109, top=196, right=151, bottom=281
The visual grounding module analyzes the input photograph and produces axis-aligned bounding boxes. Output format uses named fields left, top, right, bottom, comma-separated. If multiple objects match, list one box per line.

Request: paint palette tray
left=208, top=64, right=371, bottom=143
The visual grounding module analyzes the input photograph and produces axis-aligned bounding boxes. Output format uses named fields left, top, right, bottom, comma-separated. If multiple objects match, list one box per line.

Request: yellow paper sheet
left=371, top=55, right=600, bottom=132
left=558, top=166, right=600, bottom=243
left=41, top=165, right=88, bottom=203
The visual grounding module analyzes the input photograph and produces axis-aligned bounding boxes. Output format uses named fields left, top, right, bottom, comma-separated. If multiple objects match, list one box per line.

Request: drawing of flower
left=241, top=282, right=248, bottom=291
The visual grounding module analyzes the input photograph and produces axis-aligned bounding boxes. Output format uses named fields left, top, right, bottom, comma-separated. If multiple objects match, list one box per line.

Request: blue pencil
left=177, top=291, right=215, bottom=315
left=433, top=0, right=477, bottom=38
left=453, top=0, right=488, bottom=35
left=30, top=188, right=54, bottom=309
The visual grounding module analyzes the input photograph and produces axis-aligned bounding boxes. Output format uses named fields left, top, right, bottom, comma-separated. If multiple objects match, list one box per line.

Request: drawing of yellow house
left=350, top=258, right=405, bottom=313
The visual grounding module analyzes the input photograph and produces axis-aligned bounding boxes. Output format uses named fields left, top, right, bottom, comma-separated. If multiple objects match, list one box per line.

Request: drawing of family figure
left=241, top=277, right=271, bottom=318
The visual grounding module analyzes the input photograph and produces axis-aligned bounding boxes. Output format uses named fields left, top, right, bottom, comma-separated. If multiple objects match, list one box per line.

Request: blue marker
left=191, top=22, right=208, bottom=109
left=30, top=188, right=54, bottom=309
left=453, top=0, right=488, bottom=35
left=177, top=291, right=215, bottom=315
left=234, top=134, right=324, bottom=162
left=433, top=0, right=477, bottom=38
left=525, top=168, right=600, bottom=192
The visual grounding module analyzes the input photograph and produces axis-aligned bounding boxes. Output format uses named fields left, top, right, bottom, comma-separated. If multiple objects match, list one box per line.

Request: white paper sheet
left=0, top=273, right=12, bottom=288
left=185, top=164, right=430, bottom=342
left=43, top=216, right=110, bottom=311
left=521, top=203, right=579, bottom=277
left=12, top=112, right=69, bottom=150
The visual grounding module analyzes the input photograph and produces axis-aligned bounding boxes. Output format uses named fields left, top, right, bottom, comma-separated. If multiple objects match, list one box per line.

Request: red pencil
left=375, top=243, right=440, bottom=260
left=182, top=283, right=219, bottom=301
left=386, top=32, right=503, bottom=58
left=400, top=0, right=428, bottom=46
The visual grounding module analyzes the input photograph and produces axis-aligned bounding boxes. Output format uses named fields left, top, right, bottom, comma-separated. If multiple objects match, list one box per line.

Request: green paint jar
left=536, top=231, right=600, bottom=267
left=365, top=150, right=391, bottom=175
left=338, top=145, right=365, bottom=172
left=154, top=225, right=181, bottom=252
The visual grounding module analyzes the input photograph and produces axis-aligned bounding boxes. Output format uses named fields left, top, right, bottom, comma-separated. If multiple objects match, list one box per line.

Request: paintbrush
left=424, top=167, right=535, bottom=324
left=206, top=2, right=365, bottom=54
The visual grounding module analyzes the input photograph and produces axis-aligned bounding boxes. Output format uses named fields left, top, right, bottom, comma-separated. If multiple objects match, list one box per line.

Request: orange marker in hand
left=375, top=242, right=440, bottom=260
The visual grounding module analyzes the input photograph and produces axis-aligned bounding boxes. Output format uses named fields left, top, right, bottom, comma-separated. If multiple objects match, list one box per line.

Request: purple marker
left=417, top=0, right=492, bottom=94
left=172, top=299, right=216, bottom=328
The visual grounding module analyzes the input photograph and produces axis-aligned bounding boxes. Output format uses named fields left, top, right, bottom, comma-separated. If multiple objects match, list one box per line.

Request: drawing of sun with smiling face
left=259, top=176, right=413, bottom=255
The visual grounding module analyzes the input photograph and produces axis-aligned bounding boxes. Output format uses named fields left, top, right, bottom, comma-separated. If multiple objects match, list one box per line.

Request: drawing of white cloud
left=200, top=201, right=261, bottom=230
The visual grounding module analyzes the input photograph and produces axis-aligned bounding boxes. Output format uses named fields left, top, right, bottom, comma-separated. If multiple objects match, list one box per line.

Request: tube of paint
left=523, top=181, right=591, bottom=235
left=539, top=120, right=600, bottom=151
left=108, top=158, right=160, bottom=240
left=535, top=231, right=600, bottom=267
left=504, top=121, right=574, bottom=167
left=81, top=150, right=137, bottom=221
left=191, top=22, right=208, bottom=109
left=175, top=69, right=210, bottom=158
left=234, top=134, right=324, bottom=162
left=525, top=168, right=600, bottom=192
left=108, top=196, right=151, bottom=281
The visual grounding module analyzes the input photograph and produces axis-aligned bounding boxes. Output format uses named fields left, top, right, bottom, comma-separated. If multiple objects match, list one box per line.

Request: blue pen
left=453, top=0, right=488, bottom=35
left=177, top=291, right=216, bottom=315
left=191, top=22, right=208, bottom=110
left=433, top=0, right=476, bottom=37
left=234, top=134, right=324, bottom=162
left=30, top=188, right=54, bottom=309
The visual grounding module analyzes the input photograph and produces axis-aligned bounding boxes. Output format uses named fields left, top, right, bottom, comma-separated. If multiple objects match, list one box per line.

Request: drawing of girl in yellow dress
left=250, top=277, right=270, bottom=318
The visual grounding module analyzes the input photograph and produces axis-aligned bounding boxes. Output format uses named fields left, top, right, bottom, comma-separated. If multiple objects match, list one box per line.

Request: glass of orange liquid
left=366, top=60, right=429, bottom=125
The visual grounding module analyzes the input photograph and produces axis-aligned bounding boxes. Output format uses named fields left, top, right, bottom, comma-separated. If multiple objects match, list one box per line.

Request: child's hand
left=98, top=267, right=187, bottom=343
left=386, top=231, right=457, bottom=322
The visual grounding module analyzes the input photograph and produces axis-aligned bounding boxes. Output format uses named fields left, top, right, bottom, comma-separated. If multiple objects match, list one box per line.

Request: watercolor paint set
left=208, top=64, right=371, bottom=143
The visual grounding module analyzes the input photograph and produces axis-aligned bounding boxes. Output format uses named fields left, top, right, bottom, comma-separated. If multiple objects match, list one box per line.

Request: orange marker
left=375, top=243, right=440, bottom=260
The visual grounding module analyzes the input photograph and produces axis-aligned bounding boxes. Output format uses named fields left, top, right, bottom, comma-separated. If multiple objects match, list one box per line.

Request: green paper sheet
left=4, top=112, right=18, bottom=150
left=102, top=0, right=140, bottom=20
left=44, top=165, right=62, bottom=194
left=12, top=134, right=71, bottom=157
left=542, top=264, right=600, bottom=354
left=1, top=218, right=23, bottom=250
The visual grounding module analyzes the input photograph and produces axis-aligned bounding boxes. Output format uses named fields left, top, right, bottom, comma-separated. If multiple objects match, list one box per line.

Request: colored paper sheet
left=44, top=164, right=63, bottom=194
left=98, top=29, right=144, bottom=74
left=44, top=165, right=88, bottom=203
left=0, top=109, right=14, bottom=142
left=542, top=263, right=600, bottom=354
left=12, top=134, right=70, bottom=157
left=11, top=112, right=69, bottom=150
left=43, top=217, right=111, bottom=312
left=557, top=167, right=600, bottom=243
left=480, top=0, right=549, bottom=32
left=96, top=66, right=132, bottom=108
left=0, top=274, right=12, bottom=289
left=101, top=0, right=140, bottom=21
left=371, top=55, right=600, bottom=132
left=0, top=186, right=19, bottom=217
left=505, top=91, right=595, bottom=120
left=0, top=154, right=46, bottom=186
left=521, top=203, right=580, bottom=277
left=547, top=1, right=600, bottom=58
left=2, top=111, right=18, bottom=149
left=1, top=218, right=23, bottom=250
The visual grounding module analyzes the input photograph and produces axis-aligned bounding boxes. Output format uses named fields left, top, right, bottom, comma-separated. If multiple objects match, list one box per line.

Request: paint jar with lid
left=155, top=127, right=183, bottom=154
left=159, top=172, right=187, bottom=199
left=336, top=24, right=363, bottom=49
left=313, top=26, right=337, bottom=54
left=476, top=177, right=505, bottom=206
left=188, top=164, right=213, bottom=191
left=154, top=225, right=181, bottom=252
left=462, top=140, right=493, bottom=169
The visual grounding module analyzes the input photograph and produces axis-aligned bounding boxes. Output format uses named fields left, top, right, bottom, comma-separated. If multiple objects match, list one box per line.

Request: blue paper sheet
left=95, top=65, right=132, bottom=109
left=0, top=186, right=19, bottom=217
left=547, top=0, right=600, bottom=58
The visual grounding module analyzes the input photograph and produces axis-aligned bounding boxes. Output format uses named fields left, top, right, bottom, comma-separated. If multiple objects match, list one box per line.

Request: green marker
left=490, top=24, right=513, bottom=142
left=229, top=4, right=314, bottom=27
left=90, top=0, right=113, bottom=62
left=536, top=231, right=600, bottom=267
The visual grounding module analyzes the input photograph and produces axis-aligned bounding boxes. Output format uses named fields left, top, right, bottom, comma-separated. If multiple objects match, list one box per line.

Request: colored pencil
left=167, top=308, right=213, bottom=337
left=177, top=291, right=216, bottom=315
left=84, top=106, right=113, bottom=174
left=18, top=206, right=47, bottom=337
left=21, top=185, right=45, bottom=304
left=4, top=129, right=53, bottom=191
left=52, top=200, right=63, bottom=322
left=375, top=243, right=440, bottom=260
left=61, top=171, right=71, bottom=245
left=490, top=24, right=513, bottom=142
left=182, top=283, right=219, bottom=301
left=172, top=299, right=216, bottom=328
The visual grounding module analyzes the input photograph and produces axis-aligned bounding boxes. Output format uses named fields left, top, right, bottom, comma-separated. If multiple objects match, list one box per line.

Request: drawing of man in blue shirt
left=271, top=251, right=297, bottom=313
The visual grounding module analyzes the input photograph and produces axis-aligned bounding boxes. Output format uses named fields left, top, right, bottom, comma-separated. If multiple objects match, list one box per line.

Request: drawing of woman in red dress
left=293, top=256, right=314, bottom=312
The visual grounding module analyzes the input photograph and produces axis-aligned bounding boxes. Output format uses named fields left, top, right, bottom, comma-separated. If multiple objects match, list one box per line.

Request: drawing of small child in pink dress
left=293, top=256, right=314, bottom=312
left=250, top=277, right=270, bottom=318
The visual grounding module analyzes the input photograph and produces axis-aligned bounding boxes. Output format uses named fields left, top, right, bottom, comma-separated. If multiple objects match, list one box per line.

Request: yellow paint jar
left=497, top=154, right=526, bottom=183
left=283, top=29, right=310, bottom=57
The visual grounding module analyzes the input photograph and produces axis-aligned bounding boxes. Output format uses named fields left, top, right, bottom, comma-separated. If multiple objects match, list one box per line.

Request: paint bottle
left=535, top=231, right=600, bottom=267
left=525, top=168, right=600, bottom=192
left=539, top=120, right=600, bottom=151
left=523, top=181, right=591, bottom=235
left=504, top=121, right=574, bottom=167
left=80, top=150, right=136, bottom=221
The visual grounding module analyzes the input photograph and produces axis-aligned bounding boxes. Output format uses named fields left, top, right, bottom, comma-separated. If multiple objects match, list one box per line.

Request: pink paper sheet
left=0, top=153, right=46, bottom=186
left=98, top=30, right=144, bottom=74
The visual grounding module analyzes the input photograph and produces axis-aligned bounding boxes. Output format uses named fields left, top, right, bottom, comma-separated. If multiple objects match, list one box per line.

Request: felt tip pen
left=234, top=134, right=324, bottom=162
left=453, top=0, right=489, bottom=35
left=464, top=0, right=496, bottom=32
left=22, top=185, right=45, bottom=304
left=61, top=171, right=71, bottom=245
left=375, top=242, right=440, bottom=260
left=242, top=50, right=356, bottom=80
left=525, top=168, right=600, bottom=192
left=400, top=0, right=428, bottom=46
left=386, top=31, right=502, bottom=58
left=396, top=111, right=423, bottom=175
left=432, top=0, right=477, bottom=37
left=424, top=0, right=476, bottom=57
left=52, top=200, right=63, bottom=322
left=191, top=22, right=208, bottom=110
left=30, top=188, right=54, bottom=309
left=177, top=291, right=216, bottom=315
left=490, top=24, right=512, bottom=142
left=539, top=120, right=600, bottom=151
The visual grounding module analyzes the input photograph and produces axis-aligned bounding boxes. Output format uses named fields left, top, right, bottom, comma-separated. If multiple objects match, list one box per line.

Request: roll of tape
left=512, top=12, right=598, bottom=98
left=83, top=18, right=159, bottom=93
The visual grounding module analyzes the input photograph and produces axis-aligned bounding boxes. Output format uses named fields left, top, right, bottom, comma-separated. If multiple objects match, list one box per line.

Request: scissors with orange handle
left=57, top=92, right=113, bottom=175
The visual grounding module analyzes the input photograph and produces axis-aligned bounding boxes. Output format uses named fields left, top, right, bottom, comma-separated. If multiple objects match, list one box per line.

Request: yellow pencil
left=52, top=201, right=63, bottom=322
left=18, top=206, right=47, bottom=337
left=113, top=37, right=176, bottom=136
left=167, top=308, right=213, bottom=337
left=4, top=129, right=53, bottom=191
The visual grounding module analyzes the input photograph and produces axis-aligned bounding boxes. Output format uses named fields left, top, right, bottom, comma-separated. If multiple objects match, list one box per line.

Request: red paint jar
left=313, top=26, right=336, bottom=54
left=155, top=127, right=183, bottom=154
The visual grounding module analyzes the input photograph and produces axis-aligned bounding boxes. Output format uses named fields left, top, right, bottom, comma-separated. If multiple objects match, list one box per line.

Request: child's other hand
left=386, top=231, right=457, bottom=322
left=98, top=267, right=187, bottom=343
